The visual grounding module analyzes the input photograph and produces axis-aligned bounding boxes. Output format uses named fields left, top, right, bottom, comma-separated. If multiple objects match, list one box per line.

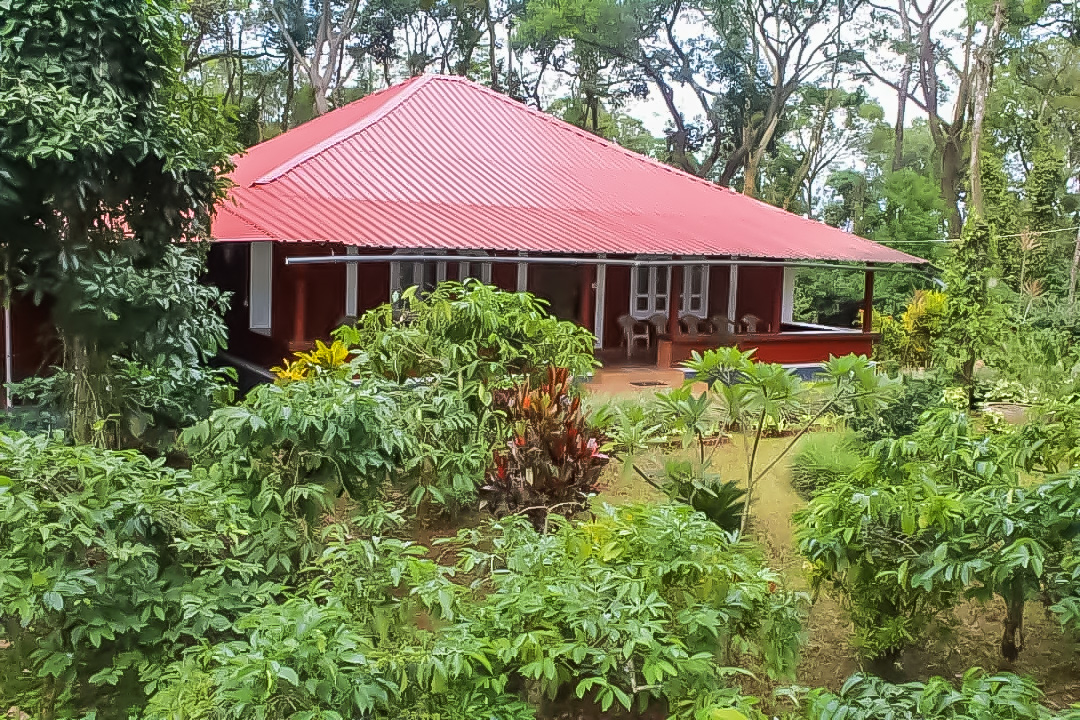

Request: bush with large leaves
left=797, top=408, right=1080, bottom=660
left=10, top=245, right=234, bottom=448
left=0, top=431, right=277, bottom=718
left=0, top=0, right=236, bottom=443
left=807, top=669, right=1063, bottom=720
left=145, top=504, right=804, bottom=719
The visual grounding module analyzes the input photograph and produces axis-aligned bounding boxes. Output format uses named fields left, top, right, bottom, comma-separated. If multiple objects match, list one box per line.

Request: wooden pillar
left=667, top=264, right=682, bottom=337
left=294, top=264, right=308, bottom=345
left=579, top=263, right=595, bottom=331
left=862, top=268, right=875, bottom=334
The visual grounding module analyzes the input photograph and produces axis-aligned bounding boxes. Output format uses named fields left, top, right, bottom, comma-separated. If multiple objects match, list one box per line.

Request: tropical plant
left=685, top=350, right=895, bottom=532
left=9, top=245, right=235, bottom=449
left=484, top=366, right=609, bottom=529
left=145, top=503, right=802, bottom=719
left=271, top=338, right=354, bottom=382
left=0, top=431, right=277, bottom=718
left=0, top=0, right=236, bottom=443
left=845, top=374, right=945, bottom=442
left=789, top=430, right=864, bottom=498
left=335, top=281, right=597, bottom=387
left=449, top=504, right=805, bottom=712
left=806, top=669, right=1060, bottom=720
left=873, top=290, right=948, bottom=371
left=181, top=373, right=411, bottom=567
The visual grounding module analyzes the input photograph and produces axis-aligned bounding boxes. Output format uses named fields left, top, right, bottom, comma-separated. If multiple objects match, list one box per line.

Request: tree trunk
left=486, top=1, right=499, bottom=90
left=283, top=54, right=294, bottom=130
left=1001, top=584, right=1025, bottom=662
left=1068, top=223, right=1080, bottom=314
left=64, top=334, right=99, bottom=446
left=941, top=136, right=964, bottom=236
left=893, top=72, right=909, bottom=171
left=968, top=0, right=1006, bottom=219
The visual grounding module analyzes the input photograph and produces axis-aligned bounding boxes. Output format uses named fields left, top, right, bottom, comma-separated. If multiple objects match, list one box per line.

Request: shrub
left=846, top=374, right=945, bottom=442
left=147, top=504, right=803, bottom=719
left=483, top=366, right=609, bottom=528
left=0, top=431, right=276, bottom=718
left=807, top=669, right=1057, bottom=720
left=659, top=459, right=746, bottom=532
left=872, top=290, right=947, bottom=371
left=789, top=430, right=863, bottom=498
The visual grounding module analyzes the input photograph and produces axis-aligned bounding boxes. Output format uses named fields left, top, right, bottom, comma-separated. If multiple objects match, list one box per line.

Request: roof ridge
left=253, top=75, right=434, bottom=185
left=435, top=75, right=746, bottom=196
left=443, top=76, right=872, bottom=235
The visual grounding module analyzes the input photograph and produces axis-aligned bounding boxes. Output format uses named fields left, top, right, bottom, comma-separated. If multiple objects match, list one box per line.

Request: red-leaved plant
left=483, top=367, right=609, bottom=530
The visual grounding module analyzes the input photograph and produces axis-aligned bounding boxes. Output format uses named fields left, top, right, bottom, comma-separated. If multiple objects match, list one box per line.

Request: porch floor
left=586, top=365, right=690, bottom=397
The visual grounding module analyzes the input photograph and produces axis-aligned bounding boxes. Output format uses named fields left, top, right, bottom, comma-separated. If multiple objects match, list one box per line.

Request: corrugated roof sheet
left=212, top=75, right=923, bottom=264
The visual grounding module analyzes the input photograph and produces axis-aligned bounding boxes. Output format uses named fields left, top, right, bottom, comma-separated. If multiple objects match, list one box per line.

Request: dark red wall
left=707, top=266, right=730, bottom=322
left=736, top=266, right=783, bottom=332
left=491, top=256, right=517, bottom=292
left=602, top=264, right=631, bottom=349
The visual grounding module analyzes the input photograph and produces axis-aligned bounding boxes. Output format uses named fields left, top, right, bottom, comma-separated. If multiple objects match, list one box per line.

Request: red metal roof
left=212, top=75, right=922, bottom=264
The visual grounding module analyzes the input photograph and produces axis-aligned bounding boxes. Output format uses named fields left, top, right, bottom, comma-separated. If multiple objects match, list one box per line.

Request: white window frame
left=457, top=250, right=492, bottom=284
left=681, top=263, right=709, bottom=317
left=248, top=241, right=273, bottom=335
left=629, top=256, right=671, bottom=320
left=390, top=250, right=447, bottom=297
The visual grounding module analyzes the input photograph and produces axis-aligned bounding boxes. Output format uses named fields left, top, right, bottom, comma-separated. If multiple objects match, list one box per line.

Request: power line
left=878, top=225, right=1080, bottom=245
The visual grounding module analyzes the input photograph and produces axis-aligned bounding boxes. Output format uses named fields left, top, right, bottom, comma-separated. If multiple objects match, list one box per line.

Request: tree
left=270, top=0, right=364, bottom=115
left=939, top=216, right=1004, bottom=408
left=0, top=0, right=236, bottom=443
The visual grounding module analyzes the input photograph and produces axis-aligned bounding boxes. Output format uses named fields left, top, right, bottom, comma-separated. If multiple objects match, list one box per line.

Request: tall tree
left=271, top=0, right=363, bottom=114
left=0, top=0, right=235, bottom=441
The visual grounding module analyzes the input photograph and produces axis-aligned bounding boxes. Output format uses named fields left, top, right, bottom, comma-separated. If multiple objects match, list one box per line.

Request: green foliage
left=451, top=504, right=805, bottom=709
left=146, top=503, right=803, bottom=718
left=659, top=459, right=747, bottom=532
left=789, top=430, right=863, bottom=498
left=11, top=245, right=235, bottom=447
left=872, top=290, right=948, bottom=371
left=798, top=399, right=1080, bottom=659
left=182, top=374, right=410, bottom=567
left=807, top=669, right=1060, bottom=719
left=939, top=218, right=1007, bottom=407
left=0, top=0, right=237, bottom=442
left=846, top=374, right=945, bottom=442
left=485, top=366, right=609, bottom=527
left=335, top=281, right=598, bottom=384
left=263, top=283, right=601, bottom=514
left=0, top=431, right=277, bottom=718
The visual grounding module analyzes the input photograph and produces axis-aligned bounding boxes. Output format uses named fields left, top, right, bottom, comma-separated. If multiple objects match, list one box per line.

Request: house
left=206, top=74, right=922, bottom=376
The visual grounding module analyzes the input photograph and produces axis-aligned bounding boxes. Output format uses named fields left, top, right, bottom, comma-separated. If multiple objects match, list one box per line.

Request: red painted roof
left=212, top=75, right=922, bottom=264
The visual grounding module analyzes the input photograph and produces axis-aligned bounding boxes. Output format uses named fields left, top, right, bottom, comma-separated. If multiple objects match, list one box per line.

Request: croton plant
left=483, top=367, right=609, bottom=529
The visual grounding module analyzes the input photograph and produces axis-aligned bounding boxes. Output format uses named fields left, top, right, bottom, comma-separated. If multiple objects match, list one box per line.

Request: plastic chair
left=741, top=313, right=765, bottom=333
left=617, top=314, right=650, bottom=359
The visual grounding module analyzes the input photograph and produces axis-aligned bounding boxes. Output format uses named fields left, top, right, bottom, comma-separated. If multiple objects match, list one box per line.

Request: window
left=390, top=250, right=447, bottom=297
left=457, top=251, right=492, bottom=284
left=630, top=258, right=670, bottom=319
left=681, top=264, right=709, bottom=317
left=630, top=259, right=708, bottom=319
left=249, top=241, right=272, bottom=334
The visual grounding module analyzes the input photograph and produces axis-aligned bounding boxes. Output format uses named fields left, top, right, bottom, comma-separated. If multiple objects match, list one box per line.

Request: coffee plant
left=143, top=503, right=802, bottom=719
left=807, top=669, right=1063, bottom=720
left=0, top=432, right=277, bottom=718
